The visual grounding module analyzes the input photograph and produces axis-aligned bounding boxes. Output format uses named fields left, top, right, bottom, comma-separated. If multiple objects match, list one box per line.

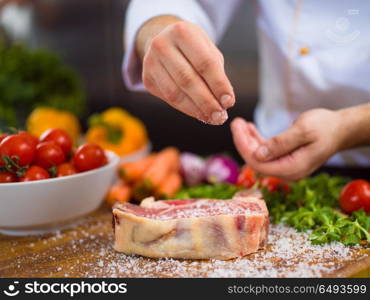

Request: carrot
left=133, top=147, right=180, bottom=202
left=141, top=147, right=180, bottom=188
left=118, top=154, right=156, bottom=183
left=155, top=172, right=182, bottom=198
left=106, top=181, right=132, bottom=207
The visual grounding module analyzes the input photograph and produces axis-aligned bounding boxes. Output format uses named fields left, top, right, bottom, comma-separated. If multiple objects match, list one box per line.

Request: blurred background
left=0, top=0, right=258, bottom=158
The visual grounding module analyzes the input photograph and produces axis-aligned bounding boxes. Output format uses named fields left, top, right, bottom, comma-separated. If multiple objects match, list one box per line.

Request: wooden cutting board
left=0, top=206, right=369, bottom=278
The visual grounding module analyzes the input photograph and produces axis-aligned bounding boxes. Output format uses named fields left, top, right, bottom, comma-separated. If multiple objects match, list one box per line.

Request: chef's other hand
left=230, top=109, right=352, bottom=181
left=136, top=15, right=234, bottom=125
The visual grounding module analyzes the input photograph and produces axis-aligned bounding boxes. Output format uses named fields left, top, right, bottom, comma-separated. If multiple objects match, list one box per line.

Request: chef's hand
left=230, top=109, right=352, bottom=181
left=136, top=15, right=234, bottom=125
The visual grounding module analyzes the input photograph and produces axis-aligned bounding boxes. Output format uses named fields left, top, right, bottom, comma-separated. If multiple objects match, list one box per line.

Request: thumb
left=231, top=117, right=259, bottom=162
left=254, top=125, right=310, bottom=161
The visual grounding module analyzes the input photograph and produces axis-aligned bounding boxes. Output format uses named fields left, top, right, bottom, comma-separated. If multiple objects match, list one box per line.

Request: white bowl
left=0, top=151, right=119, bottom=236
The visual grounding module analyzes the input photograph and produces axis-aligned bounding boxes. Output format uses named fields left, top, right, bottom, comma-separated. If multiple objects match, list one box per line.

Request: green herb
left=1, top=155, right=27, bottom=177
left=175, top=183, right=242, bottom=200
left=264, top=173, right=370, bottom=245
left=0, top=42, right=86, bottom=128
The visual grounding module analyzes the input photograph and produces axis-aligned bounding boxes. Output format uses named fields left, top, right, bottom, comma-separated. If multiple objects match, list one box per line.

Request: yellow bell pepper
left=26, top=107, right=81, bottom=142
left=85, top=107, right=148, bottom=156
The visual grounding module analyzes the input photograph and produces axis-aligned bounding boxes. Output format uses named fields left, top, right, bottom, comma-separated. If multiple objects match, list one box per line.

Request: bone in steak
left=112, top=196, right=269, bottom=260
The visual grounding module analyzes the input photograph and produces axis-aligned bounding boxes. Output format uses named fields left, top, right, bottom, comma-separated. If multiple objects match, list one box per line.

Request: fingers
left=247, top=122, right=265, bottom=144
left=169, top=22, right=235, bottom=109
left=231, top=118, right=316, bottom=181
left=151, top=37, right=227, bottom=125
left=143, top=55, right=205, bottom=121
left=142, top=20, right=235, bottom=124
left=254, top=125, right=312, bottom=162
left=251, top=145, right=318, bottom=181
left=230, top=118, right=259, bottom=162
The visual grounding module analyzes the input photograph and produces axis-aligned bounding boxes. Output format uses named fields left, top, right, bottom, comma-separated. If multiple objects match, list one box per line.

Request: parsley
left=0, top=42, right=86, bottom=128
left=175, top=183, right=242, bottom=200
left=264, top=173, right=370, bottom=246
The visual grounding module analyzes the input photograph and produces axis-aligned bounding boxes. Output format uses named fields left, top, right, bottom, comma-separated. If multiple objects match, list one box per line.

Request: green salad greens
left=175, top=183, right=242, bottom=200
left=175, top=174, right=370, bottom=246
left=264, top=174, right=370, bottom=245
left=0, top=42, right=86, bottom=128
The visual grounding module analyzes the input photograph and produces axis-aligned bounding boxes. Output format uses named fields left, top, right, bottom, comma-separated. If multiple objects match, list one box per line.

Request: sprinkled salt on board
left=1, top=209, right=368, bottom=278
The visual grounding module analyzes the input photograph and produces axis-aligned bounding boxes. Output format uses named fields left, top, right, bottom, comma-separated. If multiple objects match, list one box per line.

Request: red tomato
left=35, top=142, right=65, bottom=169
left=57, top=162, right=77, bottom=177
left=73, top=144, right=107, bottom=172
left=236, top=165, right=256, bottom=188
left=0, top=135, right=36, bottom=166
left=18, top=131, right=39, bottom=148
left=259, top=176, right=291, bottom=194
left=20, top=165, right=50, bottom=182
left=102, top=154, right=108, bottom=165
left=40, top=128, right=72, bottom=156
left=0, top=133, right=9, bottom=143
left=340, top=180, right=370, bottom=214
left=0, top=172, right=17, bottom=183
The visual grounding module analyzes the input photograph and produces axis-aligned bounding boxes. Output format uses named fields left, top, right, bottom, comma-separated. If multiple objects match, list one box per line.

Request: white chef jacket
left=123, top=0, right=370, bottom=167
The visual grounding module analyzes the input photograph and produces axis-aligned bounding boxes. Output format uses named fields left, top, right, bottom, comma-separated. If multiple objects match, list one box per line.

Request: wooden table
left=0, top=206, right=369, bottom=278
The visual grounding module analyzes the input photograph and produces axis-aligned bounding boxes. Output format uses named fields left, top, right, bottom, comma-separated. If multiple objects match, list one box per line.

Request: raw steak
left=112, top=196, right=269, bottom=260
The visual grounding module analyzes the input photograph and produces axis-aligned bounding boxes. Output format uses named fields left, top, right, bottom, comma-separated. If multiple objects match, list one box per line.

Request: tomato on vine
left=35, top=142, right=65, bottom=169
left=18, top=131, right=39, bottom=148
left=0, top=172, right=17, bottom=183
left=19, top=166, right=50, bottom=182
left=57, top=162, right=77, bottom=177
left=73, top=144, right=107, bottom=172
left=0, top=134, right=36, bottom=167
left=40, top=128, right=72, bottom=156
left=0, top=133, right=9, bottom=143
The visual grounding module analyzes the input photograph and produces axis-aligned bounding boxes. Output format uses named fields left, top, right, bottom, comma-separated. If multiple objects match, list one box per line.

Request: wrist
left=336, top=103, right=370, bottom=151
left=135, top=15, right=182, bottom=61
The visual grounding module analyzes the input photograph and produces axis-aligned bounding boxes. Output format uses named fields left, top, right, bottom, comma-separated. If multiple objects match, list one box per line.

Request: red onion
left=205, top=155, right=239, bottom=184
left=180, top=152, right=206, bottom=186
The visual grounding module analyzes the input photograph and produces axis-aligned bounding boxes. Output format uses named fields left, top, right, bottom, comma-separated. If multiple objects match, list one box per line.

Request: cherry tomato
left=20, top=165, right=50, bottom=182
left=40, top=128, right=72, bottom=156
left=102, top=154, right=108, bottom=165
left=340, top=180, right=370, bottom=214
left=18, top=131, right=39, bottom=148
left=57, top=162, right=77, bottom=177
left=0, top=172, right=17, bottom=183
left=35, top=142, right=65, bottom=169
left=73, top=144, right=107, bottom=172
left=0, top=135, right=36, bottom=166
left=236, top=165, right=256, bottom=188
left=0, top=133, right=9, bottom=143
left=259, top=176, right=291, bottom=194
